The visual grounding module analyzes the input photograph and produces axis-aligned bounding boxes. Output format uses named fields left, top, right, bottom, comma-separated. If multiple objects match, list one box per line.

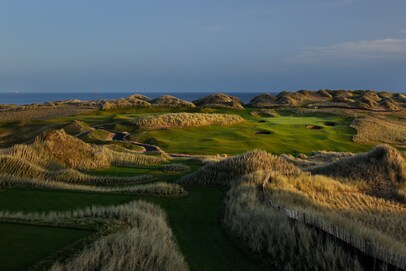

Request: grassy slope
left=0, top=223, right=90, bottom=271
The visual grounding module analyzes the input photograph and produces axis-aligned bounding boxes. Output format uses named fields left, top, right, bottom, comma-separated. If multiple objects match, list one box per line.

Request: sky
left=0, top=0, right=406, bottom=93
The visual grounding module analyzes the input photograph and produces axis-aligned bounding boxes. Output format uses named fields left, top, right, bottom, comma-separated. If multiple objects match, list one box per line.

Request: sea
left=0, top=92, right=265, bottom=105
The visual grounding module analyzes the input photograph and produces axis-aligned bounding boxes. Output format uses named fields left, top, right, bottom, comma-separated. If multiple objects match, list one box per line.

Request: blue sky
left=0, top=0, right=406, bottom=92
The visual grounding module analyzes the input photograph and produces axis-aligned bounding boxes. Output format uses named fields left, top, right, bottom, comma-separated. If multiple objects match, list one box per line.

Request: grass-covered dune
left=179, top=150, right=302, bottom=186
left=351, top=116, right=406, bottom=147
left=309, top=144, right=406, bottom=195
left=183, top=147, right=406, bottom=270
left=132, top=113, right=244, bottom=128
left=192, top=93, right=244, bottom=109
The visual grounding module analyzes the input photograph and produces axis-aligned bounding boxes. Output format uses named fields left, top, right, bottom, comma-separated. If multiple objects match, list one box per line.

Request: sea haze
left=0, top=92, right=266, bottom=105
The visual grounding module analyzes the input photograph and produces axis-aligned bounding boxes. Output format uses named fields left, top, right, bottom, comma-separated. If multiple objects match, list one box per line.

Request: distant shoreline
left=0, top=92, right=265, bottom=105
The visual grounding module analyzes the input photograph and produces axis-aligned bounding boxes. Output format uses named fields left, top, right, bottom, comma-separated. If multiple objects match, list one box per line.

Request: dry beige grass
left=151, top=95, right=195, bottom=108
left=192, top=93, right=244, bottom=109
left=0, top=174, right=185, bottom=196
left=265, top=172, right=406, bottom=258
left=0, top=106, right=96, bottom=121
left=0, top=201, right=188, bottom=271
left=224, top=171, right=362, bottom=271
left=351, top=116, right=406, bottom=146
left=20, top=129, right=168, bottom=170
left=309, top=145, right=406, bottom=195
left=132, top=113, right=244, bottom=128
left=179, top=150, right=302, bottom=185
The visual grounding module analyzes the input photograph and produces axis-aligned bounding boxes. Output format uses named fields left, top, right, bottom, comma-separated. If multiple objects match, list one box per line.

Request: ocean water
left=0, top=92, right=265, bottom=105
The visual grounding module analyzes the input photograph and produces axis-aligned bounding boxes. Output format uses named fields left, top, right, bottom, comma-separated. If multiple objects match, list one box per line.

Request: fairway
left=132, top=113, right=370, bottom=155
left=0, top=223, right=91, bottom=271
left=138, top=187, right=270, bottom=271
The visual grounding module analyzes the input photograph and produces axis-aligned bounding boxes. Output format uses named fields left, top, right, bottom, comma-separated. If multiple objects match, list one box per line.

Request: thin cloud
left=290, top=38, right=406, bottom=64
left=400, top=29, right=406, bottom=34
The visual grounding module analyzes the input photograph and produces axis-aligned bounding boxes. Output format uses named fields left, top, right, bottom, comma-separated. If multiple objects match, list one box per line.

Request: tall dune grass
left=0, top=201, right=188, bottom=271
left=179, top=150, right=302, bottom=185
left=0, top=174, right=186, bottom=196
left=265, top=172, right=406, bottom=265
left=224, top=171, right=362, bottom=271
left=132, top=113, right=244, bottom=128
left=309, top=145, right=406, bottom=194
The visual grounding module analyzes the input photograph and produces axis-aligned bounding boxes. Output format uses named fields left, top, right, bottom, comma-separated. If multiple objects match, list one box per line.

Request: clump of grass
left=224, top=171, right=362, bottom=271
left=179, top=150, right=302, bottom=186
left=132, top=113, right=244, bottom=128
left=162, top=163, right=190, bottom=173
left=1, top=201, right=188, bottom=271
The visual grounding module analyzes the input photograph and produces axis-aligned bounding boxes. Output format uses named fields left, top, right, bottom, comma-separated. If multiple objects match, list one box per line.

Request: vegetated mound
left=34, top=129, right=111, bottom=170
left=62, top=120, right=94, bottom=135
left=192, top=93, right=244, bottom=109
left=275, top=90, right=330, bottom=107
left=305, top=124, right=322, bottom=130
left=18, top=129, right=168, bottom=170
left=127, top=94, right=151, bottom=102
left=248, top=93, right=277, bottom=108
left=351, top=116, right=406, bottom=146
left=309, top=145, right=406, bottom=194
left=180, top=150, right=302, bottom=185
left=132, top=113, right=244, bottom=128
left=151, top=95, right=195, bottom=108
left=100, top=97, right=151, bottom=110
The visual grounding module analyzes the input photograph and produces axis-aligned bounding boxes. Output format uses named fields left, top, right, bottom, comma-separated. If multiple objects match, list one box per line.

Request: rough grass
left=132, top=113, right=244, bottom=128
left=0, top=174, right=186, bottom=196
left=351, top=116, right=406, bottom=146
left=3, top=129, right=168, bottom=172
left=309, top=145, right=406, bottom=195
left=0, top=201, right=188, bottom=271
left=265, top=172, right=406, bottom=260
left=179, top=150, right=302, bottom=186
left=225, top=171, right=362, bottom=271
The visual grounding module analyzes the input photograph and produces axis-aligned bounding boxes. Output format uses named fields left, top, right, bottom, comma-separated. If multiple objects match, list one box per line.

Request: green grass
left=0, top=222, right=90, bottom=271
left=87, top=159, right=203, bottom=183
left=131, top=112, right=370, bottom=155
left=0, top=183, right=269, bottom=271
left=0, top=188, right=133, bottom=212
left=138, top=187, right=269, bottom=271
